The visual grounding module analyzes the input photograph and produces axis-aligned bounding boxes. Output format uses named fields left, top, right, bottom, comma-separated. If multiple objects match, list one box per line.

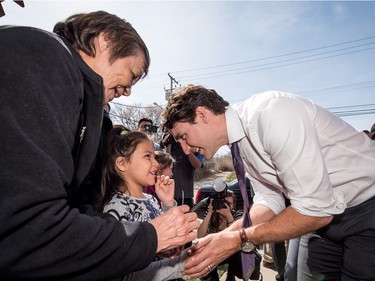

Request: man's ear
left=115, top=156, right=128, bottom=172
left=97, top=33, right=109, bottom=53
left=195, top=106, right=209, bottom=124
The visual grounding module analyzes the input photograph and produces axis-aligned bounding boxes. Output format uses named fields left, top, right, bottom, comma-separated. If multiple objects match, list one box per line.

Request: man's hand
left=150, top=205, right=200, bottom=253
left=183, top=230, right=240, bottom=279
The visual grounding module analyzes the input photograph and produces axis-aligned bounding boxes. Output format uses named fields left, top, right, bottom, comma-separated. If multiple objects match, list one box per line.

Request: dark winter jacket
left=0, top=26, right=157, bottom=281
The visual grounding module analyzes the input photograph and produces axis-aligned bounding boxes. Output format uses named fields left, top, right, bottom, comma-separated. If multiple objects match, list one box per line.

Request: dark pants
left=272, top=241, right=286, bottom=280
left=175, top=197, right=194, bottom=249
left=201, top=253, right=242, bottom=281
left=307, top=196, right=375, bottom=281
left=175, top=197, right=194, bottom=208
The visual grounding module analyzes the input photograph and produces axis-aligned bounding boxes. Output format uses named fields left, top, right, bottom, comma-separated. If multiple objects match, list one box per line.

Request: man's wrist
left=162, top=200, right=177, bottom=211
left=239, top=228, right=255, bottom=252
left=234, top=229, right=242, bottom=251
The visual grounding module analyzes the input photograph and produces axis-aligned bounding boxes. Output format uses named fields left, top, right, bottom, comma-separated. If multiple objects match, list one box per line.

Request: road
left=219, top=249, right=279, bottom=280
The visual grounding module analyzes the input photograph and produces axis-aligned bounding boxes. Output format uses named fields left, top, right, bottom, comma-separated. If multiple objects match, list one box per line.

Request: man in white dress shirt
left=162, top=85, right=375, bottom=281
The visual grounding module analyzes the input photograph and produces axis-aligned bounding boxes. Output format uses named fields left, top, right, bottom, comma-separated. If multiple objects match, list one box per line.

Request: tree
left=109, top=102, right=164, bottom=141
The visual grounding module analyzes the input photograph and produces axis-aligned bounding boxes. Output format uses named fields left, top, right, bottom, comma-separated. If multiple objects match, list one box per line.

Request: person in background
left=284, top=232, right=317, bottom=281
left=163, top=133, right=204, bottom=208
left=161, top=85, right=375, bottom=280
left=144, top=150, right=176, bottom=208
left=197, top=190, right=242, bottom=238
left=0, top=12, right=199, bottom=280
left=98, top=128, right=186, bottom=281
left=363, top=122, right=375, bottom=140
left=263, top=197, right=290, bottom=281
left=138, top=117, right=163, bottom=151
left=270, top=241, right=287, bottom=281
left=113, top=123, right=131, bottom=131
left=197, top=189, right=243, bottom=281
left=262, top=241, right=287, bottom=281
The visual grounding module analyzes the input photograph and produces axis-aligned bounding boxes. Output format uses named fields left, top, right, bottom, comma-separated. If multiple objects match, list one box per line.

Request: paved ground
left=219, top=248, right=279, bottom=280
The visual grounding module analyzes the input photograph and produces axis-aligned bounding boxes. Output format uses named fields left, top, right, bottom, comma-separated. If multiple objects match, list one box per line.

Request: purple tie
left=231, top=141, right=256, bottom=281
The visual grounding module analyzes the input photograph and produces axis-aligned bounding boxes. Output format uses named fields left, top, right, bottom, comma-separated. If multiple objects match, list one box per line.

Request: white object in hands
left=213, top=178, right=227, bottom=192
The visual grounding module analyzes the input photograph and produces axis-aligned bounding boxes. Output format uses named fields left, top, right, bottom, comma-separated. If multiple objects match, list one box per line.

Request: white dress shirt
left=227, top=91, right=375, bottom=217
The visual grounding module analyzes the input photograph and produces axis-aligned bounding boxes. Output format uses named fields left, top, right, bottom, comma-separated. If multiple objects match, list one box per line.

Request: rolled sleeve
left=251, top=177, right=286, bottom=215
left=259, top=95, right=346, bottom=216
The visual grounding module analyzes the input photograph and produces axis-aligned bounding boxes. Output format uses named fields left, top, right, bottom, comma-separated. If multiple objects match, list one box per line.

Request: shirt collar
left=225, top=106, right=246, bottom=145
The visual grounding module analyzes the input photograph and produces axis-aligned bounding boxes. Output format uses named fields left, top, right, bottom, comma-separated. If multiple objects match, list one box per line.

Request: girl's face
left=120, top=139, right=158, bottom=191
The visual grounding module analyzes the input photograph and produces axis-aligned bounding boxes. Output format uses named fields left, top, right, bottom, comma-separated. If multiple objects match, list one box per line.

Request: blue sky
left=2, top=0, right=375, bottom=131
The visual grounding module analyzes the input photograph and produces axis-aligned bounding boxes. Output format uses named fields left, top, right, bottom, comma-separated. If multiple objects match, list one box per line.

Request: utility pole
left=164, top=73, right=179, bottom=100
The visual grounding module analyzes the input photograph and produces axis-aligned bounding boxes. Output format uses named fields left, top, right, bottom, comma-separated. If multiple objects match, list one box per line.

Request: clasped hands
left=149, top=200, right=239, bottom=279
left=150, top=205, right=199, bottom=253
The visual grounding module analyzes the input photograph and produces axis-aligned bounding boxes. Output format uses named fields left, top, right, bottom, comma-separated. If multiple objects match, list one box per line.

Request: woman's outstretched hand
left=150, top=205, right=200, bottom=253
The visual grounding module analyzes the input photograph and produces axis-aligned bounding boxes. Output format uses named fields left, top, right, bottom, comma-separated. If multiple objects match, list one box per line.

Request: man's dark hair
left=138, top=117, right=153, bottom=128
left=162, top=85, right=229, bottom=130
left=53, top=10, right=150, bottom=77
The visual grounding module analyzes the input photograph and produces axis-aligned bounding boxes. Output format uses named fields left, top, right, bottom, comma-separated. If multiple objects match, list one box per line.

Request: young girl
left=97, top=128, right=185, bottom=281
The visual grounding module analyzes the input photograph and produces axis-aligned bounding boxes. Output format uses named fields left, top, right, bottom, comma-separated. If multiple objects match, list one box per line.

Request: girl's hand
left=155, top=175, right=175, bottom=207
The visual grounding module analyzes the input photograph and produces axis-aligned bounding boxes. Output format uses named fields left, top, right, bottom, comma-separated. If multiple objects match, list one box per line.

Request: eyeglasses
left=110, top=76, right=141, bottom=97
left=110, top=85, right=131, bottom=97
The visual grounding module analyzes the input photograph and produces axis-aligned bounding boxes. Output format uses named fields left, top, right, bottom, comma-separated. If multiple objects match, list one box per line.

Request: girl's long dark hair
left=96, top=128, right=149, bottom=212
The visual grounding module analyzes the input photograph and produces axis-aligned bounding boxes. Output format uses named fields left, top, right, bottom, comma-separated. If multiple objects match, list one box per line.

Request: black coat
left=0, top=26, right=157, bottom=280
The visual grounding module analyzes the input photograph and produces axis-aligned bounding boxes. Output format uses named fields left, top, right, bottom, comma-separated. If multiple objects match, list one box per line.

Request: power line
left=132, top=35, right=375, bottom=88
left=175, top=45, right=375, bottom=81
left=110, top=98, right=375, bottom=118
left=327, top=104, right=375, bottom=110
left=110, top=101, right=157, bottom=109
left=296, top=80, right=375, bottom=95
left=126, top=35, right=375, bottom=99
left=110, top=104, right=375, bottom=119
left=295, top=81, right=375, bottom=99
left=332, top=108, right=375, bottom=117
left=171, top=35, right=375, bottom=74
